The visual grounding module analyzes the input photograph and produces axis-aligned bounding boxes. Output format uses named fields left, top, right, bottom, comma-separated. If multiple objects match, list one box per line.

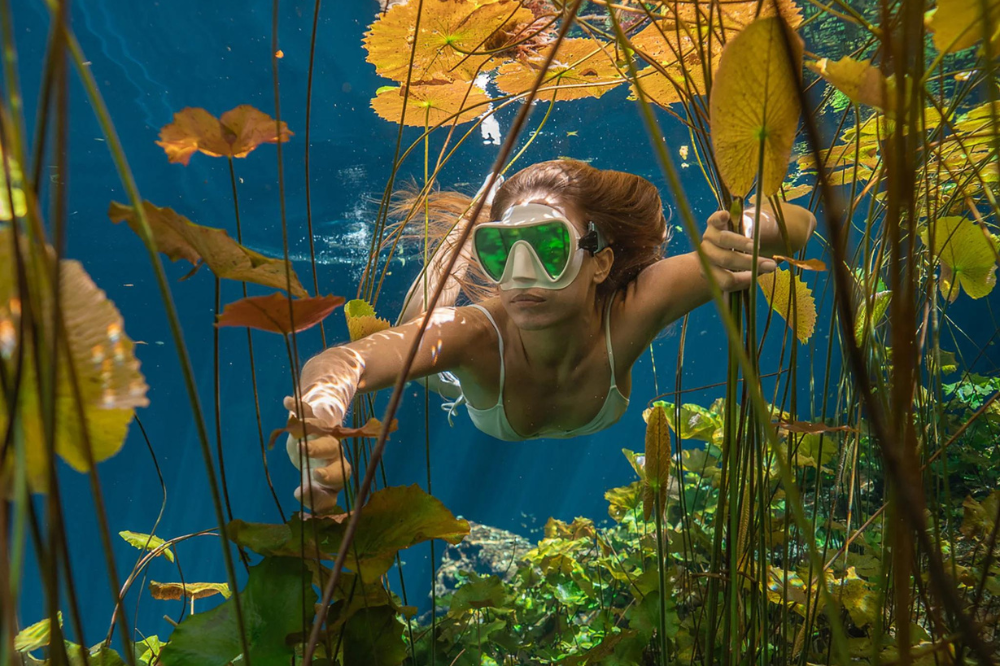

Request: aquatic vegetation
left=6, top=0, right=1000, bottom=665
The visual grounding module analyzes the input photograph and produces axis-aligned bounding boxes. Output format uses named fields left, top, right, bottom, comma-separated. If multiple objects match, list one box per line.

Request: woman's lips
left=511, top=292, right=545, bottom=303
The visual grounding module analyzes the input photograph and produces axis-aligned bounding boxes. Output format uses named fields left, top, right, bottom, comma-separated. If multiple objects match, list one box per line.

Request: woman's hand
left=700, top=210, right=777, bottom=292
left=283, top=395, right=353, bottom=514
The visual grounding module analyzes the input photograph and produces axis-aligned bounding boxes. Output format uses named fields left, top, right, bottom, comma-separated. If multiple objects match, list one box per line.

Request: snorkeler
left=284, top=159, right=816, bottom=512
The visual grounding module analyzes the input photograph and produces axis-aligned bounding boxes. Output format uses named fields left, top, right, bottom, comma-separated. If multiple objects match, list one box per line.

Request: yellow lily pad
left=920, top=216, right=998, bottom=301
left=629, top=63, right=707, bottom=108
left=808, top=56, right=892, bottom=111
left=494, top=38, right=625, bottom=103
left=149, top=581, right=232, bottom=600
left=119, top=530, right=175, bottom=562
left=757, top=267, right=817, bottom=343
left=926, top=0, right=1000, bottom=53
left=344, top=299, right=391, bottom=342
left=363, top=0, right=536, bottom=83
left=710, top=17, right=804, bottom=198
left=0, top=229, right=149, bottom=494
left=370, top=80, right=490, bottom=126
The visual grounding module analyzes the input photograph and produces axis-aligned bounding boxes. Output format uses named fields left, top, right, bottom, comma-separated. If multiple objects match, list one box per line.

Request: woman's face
left=498, top=194, right=611, bottom=331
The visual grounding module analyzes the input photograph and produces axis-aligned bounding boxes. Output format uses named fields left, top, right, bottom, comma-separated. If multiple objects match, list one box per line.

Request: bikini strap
left=604, top=297, right=617, bottom=387
left=469, top=304, right=505, bottom=394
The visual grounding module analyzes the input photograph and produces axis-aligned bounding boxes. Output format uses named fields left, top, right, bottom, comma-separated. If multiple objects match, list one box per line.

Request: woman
left=286, top=159, right=816, bottom=512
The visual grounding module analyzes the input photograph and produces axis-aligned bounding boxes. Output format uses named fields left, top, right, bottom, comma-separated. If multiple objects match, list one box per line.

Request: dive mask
left=472, top=203, right=607, bottom=291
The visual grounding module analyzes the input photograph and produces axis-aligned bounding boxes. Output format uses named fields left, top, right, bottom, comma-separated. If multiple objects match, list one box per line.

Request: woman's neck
left=513, top=298, right=605, bottom=371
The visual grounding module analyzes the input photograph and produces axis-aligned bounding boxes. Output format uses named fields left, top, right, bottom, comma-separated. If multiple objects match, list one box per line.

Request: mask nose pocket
left=508, top=242, right=541, bottom=282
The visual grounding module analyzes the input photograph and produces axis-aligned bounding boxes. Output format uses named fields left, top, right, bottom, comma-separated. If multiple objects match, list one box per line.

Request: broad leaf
left=854, top=289, right=891, bottom=344
left=14, top=613, right=61, bottom=652
left=605, top=482, right=642, bottom=522
left=645, top=400, right=721, bottom=442
left=370, top=81, right=490, bottom=126
left=363, top=0, right=537, bottom=83
left=135, top=636, right=163, bottom=666
left=808, top=57, right=891, bottom=111
left=710, top=17, right=803, bottom=197
left=159, top=557, right=315, bottom=666
left=757, top=268, right=817, bottom=343
left=215, top=293, right=345, bottom=334
left=119, top=530, right=175, bottom=562
left=926, top=0, right=1000, bottom=53
left=108, top=201, right=307, bottom=297
left=642, top=404, right=671, bottom=521
left=920, top=216, right=998, bottom=301
left=630, top=64, right=707, bottom=108
left=0, top=230, right=148, bottom=494
left=495, top=38, right=625, bottom=102
left=448, top=573, right=511, bottom=617
left=341, top=605, right=408, bottom=666
left=156, top=106, right=292, bottom=166
left=149, top=581, right=231, bottom=601
left=345, top=298, right=392, bottom=341
left=229, top=484, right=469, bottom=583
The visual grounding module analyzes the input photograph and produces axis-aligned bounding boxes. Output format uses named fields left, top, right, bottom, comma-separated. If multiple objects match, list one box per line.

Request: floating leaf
left=788, top=432, right=839, bottom=469
left=808, top=57, right=891, bottom=110
left=108, top=201, right=307, bottom=297
left=363, top=0, right=537, bottom=83
left=757, top=268, right=816, bottom=343
left=150, top=582, right=231, bottom=601
left=926, top=0, right=1000, bottom=54
left=495, top=38, right=625, bottom=102
left=159, top=558, right=315, bottom=666
left=0, top=229, right=149, bottom=494
left=773, top=255, right=826, bottom=271
left=630, top=64, right=707, bottom=108
left=920, top=216, right=998, bottom=301
left=119, top=531, right=175, bottom=563
left=370, top=80, right=490, bottom=126
left=230, top=484, right=469, bottom=584
left=156, top=106, right=292, bottom=166
left=642, top=404, right=671, bottom=522
left=216, top=293, right=345, bottom=335
left=268, top=414, right=396, bottom=450
left=345, top=298, right=391, bottom=341
left=14, top=612, right=61, bottom=652
left=710, top=17, right=803, bottom=198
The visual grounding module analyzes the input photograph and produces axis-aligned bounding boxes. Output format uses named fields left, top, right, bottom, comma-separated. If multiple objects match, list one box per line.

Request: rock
left=433, top=520, right=532, bottom=599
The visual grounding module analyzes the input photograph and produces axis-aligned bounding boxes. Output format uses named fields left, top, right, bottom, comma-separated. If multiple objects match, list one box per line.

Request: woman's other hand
left=283, top=394, right=352, bottom=514
left=700, top=210, right=777, bottom=292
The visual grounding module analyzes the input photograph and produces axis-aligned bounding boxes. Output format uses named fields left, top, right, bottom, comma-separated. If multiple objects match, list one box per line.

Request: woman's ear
left=593, top=247, right=614, bottom=284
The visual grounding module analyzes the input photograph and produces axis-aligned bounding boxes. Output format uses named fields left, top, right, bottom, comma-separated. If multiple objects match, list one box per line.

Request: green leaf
left=605, top=482, right=642, bottom=522
left=344, top=298, right=391, bottom=341
left=646, top=400, right=721, bottom=442
left=854, top=290, right=891, bottom=344
left=108, top=200, right=308, bottom=297
left=135, top=636, right=164, bottom=666
left=14, top=613, right=61, bottom=652
left=341, top=605, right=408, bottom=666
left=159, top=557, right=316, bottom=666
left=230, top=484, right=469, bottom=584
left=119, top=531, right=174, bottom=563
left=448, top=573, right=511, bottom=617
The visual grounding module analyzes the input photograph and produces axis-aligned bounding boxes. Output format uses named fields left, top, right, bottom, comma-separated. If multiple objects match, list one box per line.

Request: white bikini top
left=462, top=300, right=629, bottom=441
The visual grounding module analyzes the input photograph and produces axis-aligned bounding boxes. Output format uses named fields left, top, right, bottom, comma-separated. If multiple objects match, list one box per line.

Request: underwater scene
left=4, top=0, right=1000, bottom=664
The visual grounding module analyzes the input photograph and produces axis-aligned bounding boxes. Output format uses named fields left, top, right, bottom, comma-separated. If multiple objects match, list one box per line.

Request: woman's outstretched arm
left=619, top=201, right=817, bottom=349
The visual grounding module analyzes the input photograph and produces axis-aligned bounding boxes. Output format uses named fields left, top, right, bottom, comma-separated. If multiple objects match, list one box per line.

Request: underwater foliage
left=7, top=0, right=1000, bottom=665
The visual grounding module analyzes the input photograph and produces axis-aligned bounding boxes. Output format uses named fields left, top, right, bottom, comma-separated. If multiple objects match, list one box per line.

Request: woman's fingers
left=311, top=458, right=353, bottom=491
left=294, top=482, right=341, bottom=514
left=704, top=240, right=776, bottom=273
left=298, top=434, right=343, bottom=459
left=707, top=210, right=731, bottom=231
left=283, top=395, right=316, bottom=419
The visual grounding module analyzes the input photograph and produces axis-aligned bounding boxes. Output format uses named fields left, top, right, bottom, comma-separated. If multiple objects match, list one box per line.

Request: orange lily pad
left=757, top=267, right=816, bottom=343
left=494, top=38, right=625, bottom=103
left=370, top=80, right=490, bottom=126
left=156, top=105, right=292, bottom=166
left=108, top=200, right=307, bottom=297
left=710, top=17, right=804, bottom=198
left=363, top=0, right=537, bottom=83
left=268, top=414, right=397, bottom=450
left=215, top=293, right=345, bottom=335
left=773, top=255, right=827, bottom=271
left=630, top=63, right=708, bottom=107
left=149, top=581, right=231, bottom=601
left=926, top=0, right=1000, bottom=53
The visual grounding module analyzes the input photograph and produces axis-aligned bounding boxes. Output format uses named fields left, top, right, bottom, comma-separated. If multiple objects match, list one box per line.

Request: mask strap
left=578, top=222, right=608, bottom=255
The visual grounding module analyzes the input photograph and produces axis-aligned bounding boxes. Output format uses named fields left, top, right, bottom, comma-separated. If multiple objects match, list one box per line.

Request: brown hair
left=390, top=158, right=670, bottom=304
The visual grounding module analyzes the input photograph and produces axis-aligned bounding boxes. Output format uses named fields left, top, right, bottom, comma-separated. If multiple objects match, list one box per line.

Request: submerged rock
left=433, top=520, right=532, bottom=598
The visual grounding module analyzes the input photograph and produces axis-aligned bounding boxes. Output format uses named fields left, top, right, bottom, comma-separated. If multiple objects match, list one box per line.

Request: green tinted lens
left=474, top=221, right=572, bottom=281
left=474, top=227, right=511, bottom=280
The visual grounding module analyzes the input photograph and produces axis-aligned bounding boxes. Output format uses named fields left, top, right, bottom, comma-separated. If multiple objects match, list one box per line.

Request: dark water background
left=10, top=0, right=998, bottom=651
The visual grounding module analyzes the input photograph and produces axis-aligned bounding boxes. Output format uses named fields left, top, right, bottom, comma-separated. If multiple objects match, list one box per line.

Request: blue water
left=11, top=0, right=999, bottom=654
